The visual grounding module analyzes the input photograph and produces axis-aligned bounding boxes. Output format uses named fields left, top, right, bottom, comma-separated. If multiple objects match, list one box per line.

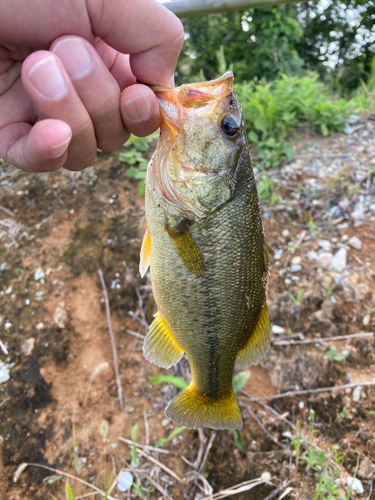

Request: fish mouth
left=150, top=72, right=235, bottom=218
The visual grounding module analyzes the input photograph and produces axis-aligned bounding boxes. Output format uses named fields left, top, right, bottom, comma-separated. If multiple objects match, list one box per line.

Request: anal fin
left=235, top=298, right=271, bottom=369
left=139, top=227, right=151, bottom=278
left=166, top=220, right=204, bottom=276
left=143, top=312, right=184, bottom=368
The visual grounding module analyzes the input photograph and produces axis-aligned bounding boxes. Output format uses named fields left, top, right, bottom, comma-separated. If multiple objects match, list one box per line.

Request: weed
left=65, top=484, right=74, bottom=500
left=230, top=429, right=244, bottom=451
left=323, top=278, right=335, bottom=300
left=324, top=346, right=349, bottom=362
left=289, top=289, right=304, bottom=306
left=130, top=425, right=154, bottom=499
left=306, top=217, right=319, bottom=236
left=155, top=426, right=186, bottom=448
left=120, top=135, right=156, bottom=196
left=257, top=173, right=282, bottom=207
left=339, top=407, right=349, bottom=419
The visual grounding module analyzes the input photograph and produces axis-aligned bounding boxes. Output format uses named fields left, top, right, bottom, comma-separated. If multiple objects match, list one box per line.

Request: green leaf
left=321, top=124, right=329, bottom=136
left=233, top=370, right=251, bottom=393
left=283, top=143, right=294, bottom=162
left=130, top=425, right=139, bottom=469
left=149, top=375, right=189, bottom=389
left=248, top=131, right=259, bottom=143
left=230, top=429, right=244, bottom=451
left=155, top=426, right=186, bottom=448
left=66, top=484, right=74, bottom=500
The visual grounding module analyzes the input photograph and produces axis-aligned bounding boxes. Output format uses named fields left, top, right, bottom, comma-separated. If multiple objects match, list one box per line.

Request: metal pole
left=161, top=0, right=300, bottom=18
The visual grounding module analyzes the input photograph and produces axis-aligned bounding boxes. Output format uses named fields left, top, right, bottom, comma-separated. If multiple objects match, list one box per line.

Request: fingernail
left=52, top=38, right=93, bottom=79
left=124, top=94, right=152, bottom=122
left=28, top=56, right=66, bottom=99
left=50, top=135, right=72, bottom=158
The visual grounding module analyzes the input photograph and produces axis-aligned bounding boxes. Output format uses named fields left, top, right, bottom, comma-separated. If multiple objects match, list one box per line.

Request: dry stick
left=98, top=269, right=123, bottom=411
left=118, top=436, right=171, bottom=454
left=272, top=331, right=375, bottom=346
left=245, top=405, right=285, bottom=450
left=261, top=480, right=292, bottom=500
left=126, top=329, right=145, bottom=339
left=14, top=463, right=117, bottom=500
left=144, top=411, right=150, bottom=447
left=0, top=339, right=9, bottom=355
left=0, top=205, right=15, bottom=217
left=198, top=432, right=216, bottom=473
left=135, top=447, right=183, bottom=482
left=249, top=381, right=375, bottom=402
left=0, top=398, right=10, bottom=409
left=146, top=475, right=174, bottom=500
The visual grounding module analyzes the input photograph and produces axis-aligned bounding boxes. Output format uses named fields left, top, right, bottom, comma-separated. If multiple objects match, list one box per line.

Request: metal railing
left=161, top=0, right=300, bottom=18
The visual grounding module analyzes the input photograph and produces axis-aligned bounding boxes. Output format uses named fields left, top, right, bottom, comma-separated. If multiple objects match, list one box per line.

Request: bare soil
left=0, top=120, right=374, bottom=500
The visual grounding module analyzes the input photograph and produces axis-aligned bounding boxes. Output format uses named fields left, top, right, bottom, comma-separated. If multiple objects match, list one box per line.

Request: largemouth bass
left=139, top=72, right=271, bottom=430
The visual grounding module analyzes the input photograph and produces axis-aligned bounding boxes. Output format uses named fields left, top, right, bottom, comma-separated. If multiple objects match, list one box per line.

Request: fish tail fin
left=165, top=384, right=243, bottom=430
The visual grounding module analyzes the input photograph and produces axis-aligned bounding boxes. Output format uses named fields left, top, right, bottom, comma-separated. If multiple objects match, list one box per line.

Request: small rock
left=347, top=477, right=364, bottom=495
left=282, top=229, right=290, bottom=237
left=344, top=125, right=353, bottom=135
left=161, top=419, right=170, bottom=427
left=348, top=236, right=362, bottom=250
left=352, top=385, right=363, bottom=403
left=329, top=248, right=347, bottom=272
left=358, top=457, right=374, bottom=479
left=260, top=471, right=272, bottom=483
left=339, top=198, right=350, bottom=211
left=291, top=256, right=302, bottom=265
left=317, top=252, right=333, bottom=269
left=370, top=203, right=375, bottom=212
left=5, top=286, right=12, bottom=295
left=36, top=322, right=44, bottom=330
left=0, top=262, right=6, bottom=271
left=351, top=201, right=365, bottom=220
left=0, top=362, right=11, bottom=384
left=4, top=322, right=12, bottom=331
left=307, top=251, right=318, bottom=260
left=318, top=240, right=332, bottom=252
left=53, top=302, right=68, bottom=328
left=284, top=278, right=292, bottom=285
left=357, top=283, right=369, bottom=299
left=363, top=314, right=370, bottom=326
left=347, top=114, right=360, bottom=125
left=34, top=267, right=45, bottom=281
left=274, top=249, right=283, bottom=260
left=290, top=264, right=302, bottom=272
left=272, top=325, right=285, bottom=334
left=21, top=338, right=35, bottom=357
left=118, top=471, right=133, bottom=492
left=330, top=205, right=340, bottom=219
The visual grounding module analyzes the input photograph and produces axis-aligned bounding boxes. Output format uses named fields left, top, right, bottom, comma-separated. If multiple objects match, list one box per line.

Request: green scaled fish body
left=140, top=72, right=271, bottom=430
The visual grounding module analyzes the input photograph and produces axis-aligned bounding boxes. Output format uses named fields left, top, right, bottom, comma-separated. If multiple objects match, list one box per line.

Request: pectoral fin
left=143, top=312, right=184, bottom=368
left=166, top=220, right=205, bottom=276
left=139, top=227, right=151, bottom=278
left=235, top=299, right=271, bottom=369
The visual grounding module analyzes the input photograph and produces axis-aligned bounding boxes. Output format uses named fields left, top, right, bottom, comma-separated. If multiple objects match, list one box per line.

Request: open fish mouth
left=149, top=72, right=237, bottom=219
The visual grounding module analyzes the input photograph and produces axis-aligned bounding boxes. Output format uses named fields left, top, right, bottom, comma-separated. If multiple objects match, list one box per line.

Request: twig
left=200, top=476, right=266, bottom=500
left=144, top=411, right=150, bottom=447
left=198, top=432, right=216, bottom=472
left=272, top=331, right=375, bottom=346
left=245, top=405, right=285, bottom=449
left=246, top=381, right=375, bottom=401
left=52, top=189, right=67, bottom=209
left=0, top=339, right=9, bottom=355
left=0, top=206, right=15, bottom=217
left=98, top=269, right=123, bottom=411
left=0, top=398, right=10, bottom=409
left=135, top=447, right=183, bottom=482
left=13, top=463, right=117, bottom=500
left=128, top=311, right=149, bottom=330
left=352, top=254, right=373, bottom=276
left=146, top=475, right=174, bottom=500
left=118, top=436, right=171, bottom=454
left=126, top=329, right=145, bottom=339
left=261, top=480, right=292, bottom=500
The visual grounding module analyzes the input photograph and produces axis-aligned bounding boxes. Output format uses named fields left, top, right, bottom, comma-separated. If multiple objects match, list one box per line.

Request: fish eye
left=221, top=115, right=240, bottom=137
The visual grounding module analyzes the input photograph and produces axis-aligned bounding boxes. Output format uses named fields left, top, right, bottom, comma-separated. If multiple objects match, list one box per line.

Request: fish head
left=150, top=72, right=246, bottom=219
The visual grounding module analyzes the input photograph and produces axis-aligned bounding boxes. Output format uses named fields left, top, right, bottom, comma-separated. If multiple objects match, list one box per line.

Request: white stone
left=0, top=362, right=11, bottom=384
left=291, top=256, right=302, bottom=265
left=282, top=229, right=290, bottom=237
left=21, top=338, right=35, bottom=357
left=53, top=302, right=68, bottom=328
left=329, top=248, right=347, bottom=272
left=348, top=236, right=362, bottom=250
left=352, top=385, right=363, bottom=403
left=272, top=325, right=285, bottom=334
left=317, top=252, right=333, bottom=269
left=347, top=477, right=364, bottom=495
left=363, top=314, right=370, bottom=326
left=274, top=249, right=283, bottom=260
left=307, top=251, right=318, bottom=260
left=318, top=240, right=332, bottom=252
left=118, top=472, right=133, bottom=492
left=34, top=267, right=45, bottom=281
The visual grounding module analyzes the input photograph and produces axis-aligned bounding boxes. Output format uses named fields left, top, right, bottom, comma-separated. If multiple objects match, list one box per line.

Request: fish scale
left=140, top=72, right=271, bottom=429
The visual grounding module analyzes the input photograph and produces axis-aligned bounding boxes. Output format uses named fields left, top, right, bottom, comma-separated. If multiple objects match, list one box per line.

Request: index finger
left=88, top=0, right=184, bottom=87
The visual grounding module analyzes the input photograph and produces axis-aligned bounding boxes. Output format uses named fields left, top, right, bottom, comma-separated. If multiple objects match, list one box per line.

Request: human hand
left=0, top=0, right=184, bottom=172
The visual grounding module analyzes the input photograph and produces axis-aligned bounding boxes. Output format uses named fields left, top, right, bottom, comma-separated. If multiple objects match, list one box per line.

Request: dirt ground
left=0, top=118, right=374, bottom=500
